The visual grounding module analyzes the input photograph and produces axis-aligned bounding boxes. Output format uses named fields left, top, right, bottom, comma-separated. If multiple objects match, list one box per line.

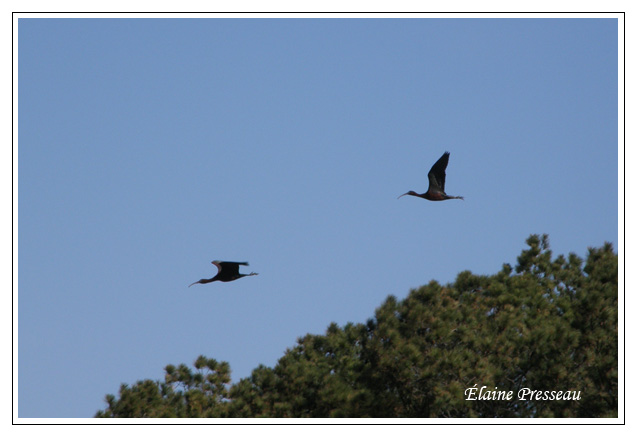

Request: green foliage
left=96, top=235, right=618, bottom=418
left=96, top=355, right=231, bottom=418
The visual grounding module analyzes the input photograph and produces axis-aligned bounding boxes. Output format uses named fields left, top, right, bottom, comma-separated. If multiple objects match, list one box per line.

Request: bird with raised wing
left=189, top=261, right=258, bottom=287
left=398, top=151, right=464, bottom=201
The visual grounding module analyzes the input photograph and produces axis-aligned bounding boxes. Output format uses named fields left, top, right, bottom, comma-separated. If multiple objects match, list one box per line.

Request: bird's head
left=398, top=191, right=418, bottom=199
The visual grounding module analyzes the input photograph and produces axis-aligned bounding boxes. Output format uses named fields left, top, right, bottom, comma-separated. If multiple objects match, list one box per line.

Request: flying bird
left=398, top=151, right=464, bottom=201
left=188, top=261, right=258, bottom=287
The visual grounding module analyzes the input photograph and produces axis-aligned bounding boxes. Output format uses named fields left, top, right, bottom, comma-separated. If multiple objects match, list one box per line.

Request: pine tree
left=96, top=235, right=618, bottom=418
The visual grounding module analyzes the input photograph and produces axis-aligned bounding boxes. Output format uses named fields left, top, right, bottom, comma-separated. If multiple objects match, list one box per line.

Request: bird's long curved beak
left=397, top=193, right=409, bottom=199
left=188, top=281, right=198, bottom=288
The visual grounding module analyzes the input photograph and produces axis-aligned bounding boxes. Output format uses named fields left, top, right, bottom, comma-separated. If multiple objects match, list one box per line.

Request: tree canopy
left=96, top=235, right=618, bottom=418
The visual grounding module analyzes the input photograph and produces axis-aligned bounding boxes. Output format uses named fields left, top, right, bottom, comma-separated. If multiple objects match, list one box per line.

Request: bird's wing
left=427, top=152, right=450, bottom=193
left=215, top=261, right=248, bottom=276
left=211, top=261, right=223, bottom=274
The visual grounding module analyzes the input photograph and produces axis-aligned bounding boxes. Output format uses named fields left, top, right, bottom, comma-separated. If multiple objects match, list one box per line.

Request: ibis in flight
left=398, top=151, right=464, bottom=201
left=189, top=261, right=258, bottom=287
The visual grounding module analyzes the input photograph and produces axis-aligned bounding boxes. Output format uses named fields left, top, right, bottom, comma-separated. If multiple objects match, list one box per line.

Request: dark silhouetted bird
left=398, top=151, right=464, bottom=201
left=188, top=261, right=258, bottom=287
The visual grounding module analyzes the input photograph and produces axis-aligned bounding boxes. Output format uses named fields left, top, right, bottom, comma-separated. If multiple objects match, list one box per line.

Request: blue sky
left=18, top=17, right=618, bottom=418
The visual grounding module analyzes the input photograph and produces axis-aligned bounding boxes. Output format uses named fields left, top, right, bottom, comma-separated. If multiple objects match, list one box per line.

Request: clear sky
left=18, top=17, right=618, bottom=418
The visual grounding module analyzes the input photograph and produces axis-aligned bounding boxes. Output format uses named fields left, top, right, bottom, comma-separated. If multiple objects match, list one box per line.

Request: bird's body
left=189, top=261, right=258, bottom=287
left=398, top=151, right=464, bottom=201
